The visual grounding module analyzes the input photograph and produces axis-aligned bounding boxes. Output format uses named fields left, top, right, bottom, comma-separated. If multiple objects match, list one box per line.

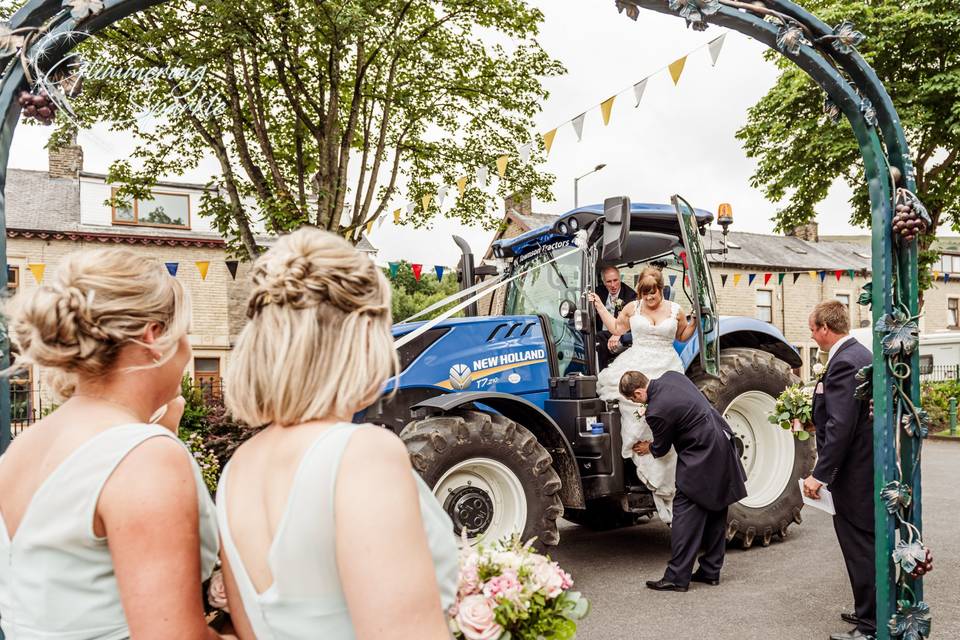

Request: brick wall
left=48, top=144, right=83, bottom=180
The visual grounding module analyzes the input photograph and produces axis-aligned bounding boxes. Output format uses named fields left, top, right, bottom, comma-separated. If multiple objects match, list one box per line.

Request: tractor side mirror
left=601, top=196, right=631, bottom=263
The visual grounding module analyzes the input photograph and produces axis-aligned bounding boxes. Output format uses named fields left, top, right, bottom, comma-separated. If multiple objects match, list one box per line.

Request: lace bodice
left=628, top=301, right=680, bottom=347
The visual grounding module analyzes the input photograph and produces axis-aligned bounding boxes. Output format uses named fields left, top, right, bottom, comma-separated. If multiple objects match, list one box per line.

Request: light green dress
left=216, top=423, right=458, bottom=639
left=0, top=424, right=219, bottom=639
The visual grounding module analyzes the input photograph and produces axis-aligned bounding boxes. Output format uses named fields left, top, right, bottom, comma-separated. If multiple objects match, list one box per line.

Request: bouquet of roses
left=449, top=535, right=589, bottom=640
left=768, top=383, right=814, bottom=441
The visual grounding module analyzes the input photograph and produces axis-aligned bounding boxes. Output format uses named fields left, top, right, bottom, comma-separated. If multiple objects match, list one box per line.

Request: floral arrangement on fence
left=768, top=383, right=814, bottom=441
left=449, top=535, right=588, bottom=640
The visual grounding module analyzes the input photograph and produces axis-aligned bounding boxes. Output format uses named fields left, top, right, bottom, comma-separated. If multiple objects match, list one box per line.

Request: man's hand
left=802, top=475, right=823, bottom=499
left=632, top=440, right=652, bottom=456
left=607, top=334, right=621, bottom=351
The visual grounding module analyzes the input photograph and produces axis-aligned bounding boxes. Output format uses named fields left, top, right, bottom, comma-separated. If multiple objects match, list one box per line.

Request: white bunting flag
left=571, top=113, right=586, bottom=141
left=377, top=214, right=388, bottom=228
left=519, top=143, right=532, bottom=163
left=406, top=202, right=416, bottom=215
left=475, top=166, right=489, bottom=187
left=436, top=185, right=448, bottom=208
left=633, top=78, right=648, bottom=107
left=708, top=34, right=726, bottom=67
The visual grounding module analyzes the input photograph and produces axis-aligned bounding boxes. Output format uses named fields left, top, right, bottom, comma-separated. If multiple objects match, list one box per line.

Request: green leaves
left=854, top=364, right=873, bottom=400
left=858, top=281, right=872, bottom=308
left=888, top=601, right=931, bottom=640
left=880, top=480, right=912, bottom=514
left=902, top=408, right=930, bottom=438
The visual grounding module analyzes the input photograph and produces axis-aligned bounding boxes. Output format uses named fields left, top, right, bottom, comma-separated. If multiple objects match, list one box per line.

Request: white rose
left=530, top=558, right=565, bottom=598
left=812, top=362, right=825, bottom=376
left=493, top=551, right=523, bottom=572
left=455, top=594, right=503, bottom=640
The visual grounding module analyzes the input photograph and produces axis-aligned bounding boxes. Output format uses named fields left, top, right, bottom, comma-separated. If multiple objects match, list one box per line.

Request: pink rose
left=560, top=567, right=574, bottom=590
left=530, top=560, right=566, bottom=598
left=482, top=569, right=522, bottom=603
left=459, top=564, right=482, bottom=597
left=455, top=594, right=503, bottom=640
left=207, top=569, right=229, bottom=612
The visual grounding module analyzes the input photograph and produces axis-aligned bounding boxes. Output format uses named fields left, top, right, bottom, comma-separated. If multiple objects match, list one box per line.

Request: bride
left=588, top=266, right=696, bottom=524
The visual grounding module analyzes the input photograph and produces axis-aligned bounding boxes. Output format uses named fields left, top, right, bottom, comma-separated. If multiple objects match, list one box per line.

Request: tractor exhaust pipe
left=453, top=235, right=478, bottom=317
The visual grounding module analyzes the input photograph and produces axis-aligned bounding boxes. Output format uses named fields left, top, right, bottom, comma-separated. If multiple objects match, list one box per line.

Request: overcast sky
left=8, top=0, right=875, bottom=267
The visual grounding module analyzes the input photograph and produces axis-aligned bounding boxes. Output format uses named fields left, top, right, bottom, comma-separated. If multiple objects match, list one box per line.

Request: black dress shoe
left=645, top=579, right=688, bottom=592
left=830, top=629, right=873, bottom=640
left=690, top=572, right=720, bottom=586
left=840, top=612, right=861, bottom=626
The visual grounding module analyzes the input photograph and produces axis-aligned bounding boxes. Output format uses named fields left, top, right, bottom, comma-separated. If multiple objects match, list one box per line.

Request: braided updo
left=6, top=248, right=190, bottom=397
left=226, top=227, right=397, bottom=426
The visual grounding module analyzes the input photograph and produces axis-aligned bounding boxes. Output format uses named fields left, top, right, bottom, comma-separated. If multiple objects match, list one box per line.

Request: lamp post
left=573, top=163, right=606, bottom=208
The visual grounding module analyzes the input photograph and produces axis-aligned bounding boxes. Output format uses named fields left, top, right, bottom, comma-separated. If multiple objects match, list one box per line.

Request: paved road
left=551, top=440, right=959, bottom=640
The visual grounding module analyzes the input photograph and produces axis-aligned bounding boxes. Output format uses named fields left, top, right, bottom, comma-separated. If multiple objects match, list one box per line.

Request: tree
left=735, top=0, right=960, bottom=291
left=386, top=261, right=460, bottom=322
left=37, top=0, right=562, bottom=258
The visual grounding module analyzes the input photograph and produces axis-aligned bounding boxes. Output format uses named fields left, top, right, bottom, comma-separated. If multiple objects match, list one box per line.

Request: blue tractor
left=363, top=195, right=814, bottom=548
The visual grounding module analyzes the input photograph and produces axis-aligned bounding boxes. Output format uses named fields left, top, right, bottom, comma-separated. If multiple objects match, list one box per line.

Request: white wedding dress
left=597, top=300, right=681, bottom=524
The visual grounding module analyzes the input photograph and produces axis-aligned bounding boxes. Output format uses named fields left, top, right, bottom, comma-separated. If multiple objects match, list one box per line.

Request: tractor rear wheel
left=401, top=410, right=563, bottom=547
left=690, top=348, right=816, bottom=549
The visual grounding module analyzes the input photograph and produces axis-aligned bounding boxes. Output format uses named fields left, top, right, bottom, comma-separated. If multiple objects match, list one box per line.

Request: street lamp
left=573, top=163, right=607, bottom=208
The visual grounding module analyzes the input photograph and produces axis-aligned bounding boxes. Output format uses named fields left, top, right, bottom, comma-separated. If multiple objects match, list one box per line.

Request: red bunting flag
left=763, top=273, right=772, bottom=285
left=835, top=270, right=843, bottom=282
left=412, top=264, right=423, bottom=281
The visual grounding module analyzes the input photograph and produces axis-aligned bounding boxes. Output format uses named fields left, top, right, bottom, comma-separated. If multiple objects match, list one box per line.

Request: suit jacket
left=645, top=371, right=748, bottom=511
left=593, top=282, right=637, bottom=333
left=812, top=337, right=874, bottom=529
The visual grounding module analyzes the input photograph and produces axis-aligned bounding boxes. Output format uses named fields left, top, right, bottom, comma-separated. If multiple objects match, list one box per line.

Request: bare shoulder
left=343, top=426, right=410, bottom=469
left=108, top=434, right=194, bottom=490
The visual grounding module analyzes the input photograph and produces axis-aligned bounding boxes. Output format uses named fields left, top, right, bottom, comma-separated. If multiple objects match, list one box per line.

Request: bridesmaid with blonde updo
left=0, top=248, right=230, bottom=639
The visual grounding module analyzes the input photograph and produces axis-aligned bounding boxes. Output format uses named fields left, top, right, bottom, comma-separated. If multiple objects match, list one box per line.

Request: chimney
left=504, top=192, right=532, bottom=217
left=48, top=133, right=83, bottom=179
left=786, top=222, right=818, bottom=243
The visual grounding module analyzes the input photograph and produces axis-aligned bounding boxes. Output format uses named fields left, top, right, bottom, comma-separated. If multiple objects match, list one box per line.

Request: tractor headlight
left=559, top=299, right=575, bottom=319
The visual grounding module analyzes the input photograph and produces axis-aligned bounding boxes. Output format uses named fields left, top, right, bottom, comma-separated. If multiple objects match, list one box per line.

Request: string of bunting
left=387, top=262, right=450, bottom=282
left=360, top=33, right=730, bottom=235
left=717, top=269, right=860, bottom=287
left=19, top=260, right=243, bottom=284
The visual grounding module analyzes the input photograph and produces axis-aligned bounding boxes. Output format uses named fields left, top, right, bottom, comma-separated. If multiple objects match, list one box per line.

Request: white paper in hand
left=798, top=479, right=836, bottom=515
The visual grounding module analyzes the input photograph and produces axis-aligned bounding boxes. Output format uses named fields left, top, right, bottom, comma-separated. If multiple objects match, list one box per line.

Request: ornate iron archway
left=0, top=1, right=931, bottom=638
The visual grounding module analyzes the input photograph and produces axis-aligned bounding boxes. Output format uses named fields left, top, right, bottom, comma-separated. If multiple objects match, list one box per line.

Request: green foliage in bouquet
left=768, top=384, right=814, bottom=441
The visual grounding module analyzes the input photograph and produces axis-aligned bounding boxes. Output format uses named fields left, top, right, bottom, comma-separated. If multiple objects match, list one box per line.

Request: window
left=194, top=357, right=221, bottom=401
left=953, top=255, right=960, bottom=274
left=919, top=354, right=934, bottom=375
left=836, top=293, right=850, bottom=308
left=112, top=188, right=190, bottom=229
left=755, top=289, right=773, bottom=323
left=949, top=298, right=959, bottom=329
left=808, top=346, right=820, bottom=379
left=7, top=265, right=18, bottom=295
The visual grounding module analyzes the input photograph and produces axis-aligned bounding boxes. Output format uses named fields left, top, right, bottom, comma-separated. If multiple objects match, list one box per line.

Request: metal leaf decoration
left=776, top=25, right=805, bottom=55
left=875, top=313, right=919, bottom=357
left=0, top=22, right=25, bottom=57
left=902, top=409, right=930, bottom=438
left=881, top=480, right=912, bottom=514
left=858, top=281, right=873, bottom=308
left=889, top=601, right=931, bottom=640
left=902, top=190, right=932, bottom=228
left=854, top=364, right=872, bottom=400
left=892, top=540, right=927, bottom=574
left=831, top=20, right=866, bottom=54
left=860, top=97, right=878, bottom=127
left=822, top=96, right=842, bottom=123
left=63, top=0, right=105, bottom=20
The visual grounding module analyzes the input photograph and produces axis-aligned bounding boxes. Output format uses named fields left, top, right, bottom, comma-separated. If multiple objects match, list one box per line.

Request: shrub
left=921, top=379, right=960, bottom=432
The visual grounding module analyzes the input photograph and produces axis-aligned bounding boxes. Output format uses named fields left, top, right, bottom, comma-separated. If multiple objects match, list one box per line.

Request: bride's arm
left=588, top=293, right=631, bottom=334
left=675, top=305, right=697, bottom=341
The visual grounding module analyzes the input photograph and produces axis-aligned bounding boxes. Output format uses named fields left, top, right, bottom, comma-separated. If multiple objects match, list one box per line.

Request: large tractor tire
left=690, top=348, right=816, bottom=549
left=401, top=410, right=564, bottom=547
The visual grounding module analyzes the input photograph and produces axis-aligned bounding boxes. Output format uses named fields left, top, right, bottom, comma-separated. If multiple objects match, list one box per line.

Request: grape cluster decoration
left=17, top=89, right=58, bottom=125
left=892, top=189, right=930, bottom=243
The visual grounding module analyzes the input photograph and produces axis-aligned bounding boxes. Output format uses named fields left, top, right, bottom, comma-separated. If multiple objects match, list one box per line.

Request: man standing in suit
left=802, top=300, right=875, bottom=640
left=620, top=370, right=747, bottom=592
left=595, top=266, right=637, bottom=369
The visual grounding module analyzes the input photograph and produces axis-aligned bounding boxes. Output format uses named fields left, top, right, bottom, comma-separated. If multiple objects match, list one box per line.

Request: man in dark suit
left=595, top=266, right=637, bottom=369
left=620, top=370, right=747, bottom=592
left=803, top=300, right=875, bottom=640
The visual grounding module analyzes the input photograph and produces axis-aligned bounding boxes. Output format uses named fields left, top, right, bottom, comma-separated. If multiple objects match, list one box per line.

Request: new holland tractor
left=361, top=195, right=815, bottom=549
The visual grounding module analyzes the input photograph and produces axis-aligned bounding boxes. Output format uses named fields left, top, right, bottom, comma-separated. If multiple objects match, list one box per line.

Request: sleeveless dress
left=215, top=422, right=458, bottom=639
left=0, top=424, right=220, bottom=640
left=597, top=300, right=682, bottom=524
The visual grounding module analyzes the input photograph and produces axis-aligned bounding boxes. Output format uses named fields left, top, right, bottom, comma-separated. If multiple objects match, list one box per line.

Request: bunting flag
left=436, top=186, right=448, bottom=208
left=748, top=274, right=756, bottom=286
left=393, top=209, right=401, bottom=224
left=389, top=262, right=400, bottom=278
left=945, top=273, right=951, bottom=283
left=778, top=273, right=785, bottom=285
left=496, top=155, right=510, bottom=178
left=764, top=273, right=772, bottom=285
left=435, top=265, right=445, bottom=280
left=818, top=271, right=827, bottom=282
left=377, top=213, right=388, bottom=228
left=793, top=273, right=802, bottom=284
left=600, top=95, right=616, bottom=126
left=195, top=261, right=210, bottom=281
left=405, top=202, right=416, bottom=216
left=475, top=166, right=489, bottom=187
left=226, top=260, right=239, bottom=280
left=519, top=143, right=532, bottom=163
left=165, top=262, right=179, bottom=277
left=668, top=56, right=687, bottom=85
left=933, top=271, right=941, bottom=281
left=708, top=34, right=726, bottom=66
left=542, top=129, right=557, bottom=155
left=835, top=270, right=843, bottom=282
left=456, top=177, right=468, bottom=197
left=422, top=194, right=433, bottom=212
left=412, top=264, right=423, bottom=281
left=27, top=263, right=45, bottom=284
left=720, top=274, right=728, bottom=287
left=848, top=269, right=856, bottom=281
left=366, top=220, right=374, bottom=235
left=669, top=274, right=677, bottom=287
left=633, top=79, right=648, bottom=107
left=733, top=273, right=742, bottom=287
left=572, top=113, right=586, bottom=141
left=808, top=270, right=817, bottom=281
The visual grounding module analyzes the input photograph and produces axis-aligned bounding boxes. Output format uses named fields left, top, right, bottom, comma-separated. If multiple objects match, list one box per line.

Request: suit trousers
left=833, top=513, right=876, bottom=634
left=664, top=491, right=728, bottom=586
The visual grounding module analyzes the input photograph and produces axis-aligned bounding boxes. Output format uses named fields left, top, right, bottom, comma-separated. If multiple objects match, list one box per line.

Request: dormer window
left=112, top=188, right=190, bottom=229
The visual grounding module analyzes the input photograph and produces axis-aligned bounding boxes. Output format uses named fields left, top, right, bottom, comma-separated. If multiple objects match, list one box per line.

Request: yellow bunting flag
left=808, top=270, right=817, bottom=281
left=600, top=95, right=616, bottom=126
left=27, top=263, right=45, bottom=284
left=366, top=220, right=374, bottom=235
left=393, top=208, right=401, bottom=224
left=542, top=128, right=557, bottom=155
left=668, top=56, right=687, bottom=85
left=195, top=261, right=210, bottom=281
left=732, top=273, right=742, bottom=287
left=456, top=176, right=468, bottom=197
left=422, top=194, right=433, bottom=212
left=496, top=155, right=509, bottom=178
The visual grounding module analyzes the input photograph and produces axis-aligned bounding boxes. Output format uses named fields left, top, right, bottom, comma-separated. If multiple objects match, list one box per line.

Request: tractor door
left=672, top=194, right=720, bottom=377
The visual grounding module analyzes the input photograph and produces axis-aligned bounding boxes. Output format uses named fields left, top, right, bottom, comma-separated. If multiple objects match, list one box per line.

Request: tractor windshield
left=504, top=242, right=586, bottom=375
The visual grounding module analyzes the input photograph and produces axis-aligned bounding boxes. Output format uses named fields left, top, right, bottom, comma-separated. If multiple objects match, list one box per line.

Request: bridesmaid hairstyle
left=226, top=227, right=398, bottom=426
left=637, top=266, right=664, bottom=296
left=5, top=248, right=190, bottom=398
